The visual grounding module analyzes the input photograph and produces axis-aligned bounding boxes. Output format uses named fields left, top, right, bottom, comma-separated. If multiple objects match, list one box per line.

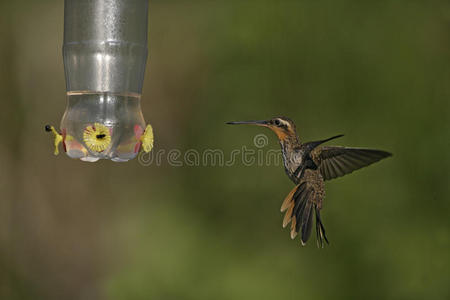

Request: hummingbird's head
left=226, top=116, right=298, bottom=142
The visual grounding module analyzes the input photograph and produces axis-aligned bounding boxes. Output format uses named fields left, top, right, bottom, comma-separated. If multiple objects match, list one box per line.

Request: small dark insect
left=96, top=134, right=106, bottom=139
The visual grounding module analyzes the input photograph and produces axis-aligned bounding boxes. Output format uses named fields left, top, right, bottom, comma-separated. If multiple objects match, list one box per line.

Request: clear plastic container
left=55, top=0, right=150, bottom=162
left=60, top=92, right=146, bottom=162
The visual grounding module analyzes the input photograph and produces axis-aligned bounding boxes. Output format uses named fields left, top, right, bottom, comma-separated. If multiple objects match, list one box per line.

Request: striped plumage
left=227, top=117, right=392, bottom=247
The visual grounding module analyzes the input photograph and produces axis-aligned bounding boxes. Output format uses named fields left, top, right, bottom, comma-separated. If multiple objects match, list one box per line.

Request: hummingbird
left=227, top=117, right=392, bottom=247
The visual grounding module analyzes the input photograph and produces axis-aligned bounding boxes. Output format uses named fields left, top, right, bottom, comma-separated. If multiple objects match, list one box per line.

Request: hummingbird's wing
left=280, top=169, right=328, bottom=247
left=313, top=147, right=392, bottom=181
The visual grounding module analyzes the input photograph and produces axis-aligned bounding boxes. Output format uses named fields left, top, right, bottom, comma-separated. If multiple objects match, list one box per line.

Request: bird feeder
left=46, top=0, right=153, bottom=162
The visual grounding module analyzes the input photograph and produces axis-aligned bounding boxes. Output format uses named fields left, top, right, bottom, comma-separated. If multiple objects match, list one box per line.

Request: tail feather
left=292, top=186, right=308, bottom=218
left=294, top=191, right=310, bottom=233
left=281, top=185, right=298, bottom=212
left=283, top=203, right=294, bottom=228
left=290, top=216, right=297, bottom=239
left=315, top=206, right=329, bottom=248
left=300, top=201, right=314, bottom=245
left=294, top=189, right=310, bottom=230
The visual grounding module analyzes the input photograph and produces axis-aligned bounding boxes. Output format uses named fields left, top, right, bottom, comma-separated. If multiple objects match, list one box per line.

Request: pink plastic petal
left=134, top=124, right=144, bottom=139
left=61, top=128, right=67, bottom=152
left=134, top=142, right=142, bottom=153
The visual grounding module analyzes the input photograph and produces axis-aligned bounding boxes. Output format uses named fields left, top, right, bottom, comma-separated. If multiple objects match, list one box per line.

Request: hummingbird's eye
left=274, top=119, right=281, bottom=126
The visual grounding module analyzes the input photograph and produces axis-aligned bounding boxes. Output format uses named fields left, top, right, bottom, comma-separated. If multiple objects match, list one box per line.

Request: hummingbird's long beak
left=226, top=120, right=269, bottom=126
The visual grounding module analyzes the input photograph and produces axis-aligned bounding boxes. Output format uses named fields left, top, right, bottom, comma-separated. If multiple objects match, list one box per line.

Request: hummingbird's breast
left=281, top=143, right=303, bottom=184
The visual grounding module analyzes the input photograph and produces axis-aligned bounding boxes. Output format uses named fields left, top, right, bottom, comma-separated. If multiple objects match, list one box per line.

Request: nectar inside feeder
left=46, top=0, right=153, bottom=162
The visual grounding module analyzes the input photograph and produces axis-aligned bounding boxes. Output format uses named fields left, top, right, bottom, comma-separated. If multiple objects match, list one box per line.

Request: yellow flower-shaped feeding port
left=83, top=123, right=111, bottom=152
left=141, top=124, right=154, bottom=153
left=45, top=125, right=63, bottom=155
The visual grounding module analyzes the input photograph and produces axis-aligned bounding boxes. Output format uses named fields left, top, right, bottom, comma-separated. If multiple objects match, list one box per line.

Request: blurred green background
left=0, top=0, right=449, bottom=299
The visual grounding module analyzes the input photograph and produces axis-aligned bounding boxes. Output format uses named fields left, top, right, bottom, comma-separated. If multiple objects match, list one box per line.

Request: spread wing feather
left=314, top=147, right=391, bottom=181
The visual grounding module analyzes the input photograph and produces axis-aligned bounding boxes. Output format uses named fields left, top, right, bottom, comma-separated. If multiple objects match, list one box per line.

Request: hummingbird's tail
left=281, top=178, right=329, bottom=247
